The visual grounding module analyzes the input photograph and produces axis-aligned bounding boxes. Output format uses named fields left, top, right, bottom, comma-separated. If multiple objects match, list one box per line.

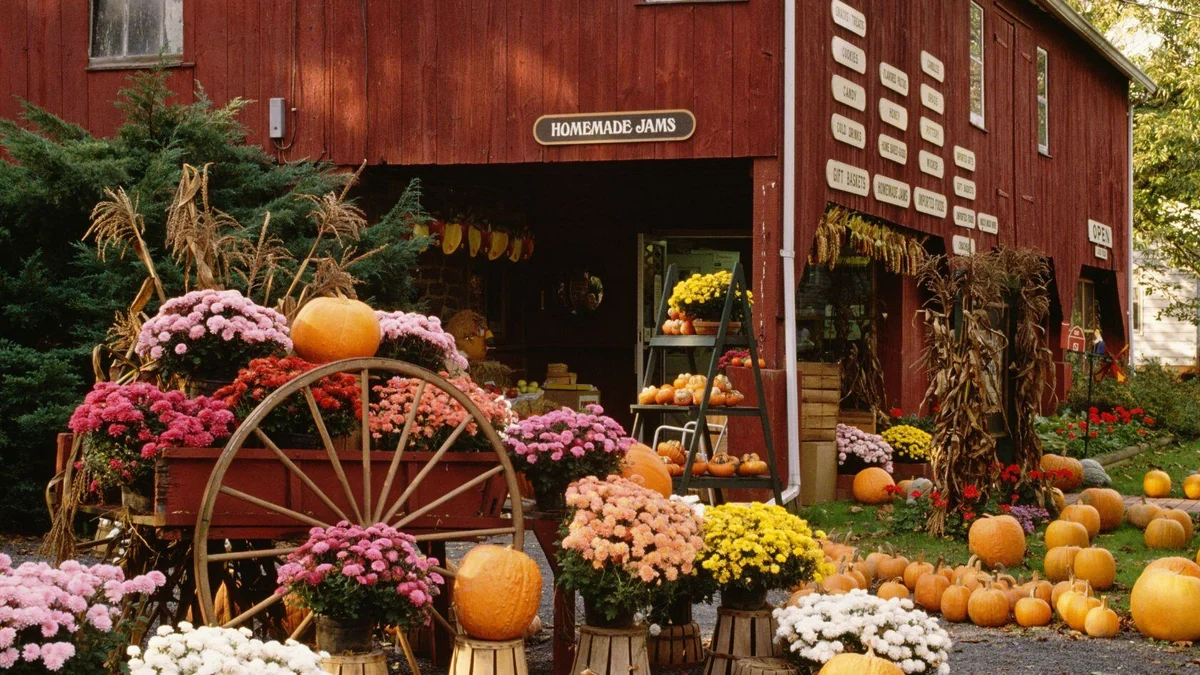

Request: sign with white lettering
left=953, top=176, right=977, bottom=201
left=879, top=62, right=909, bottom=97
left=831, top=113, right=867, bottom=149
left=878, top=134, right=908, bottom=165
left=921, top=51, right=945, bottom=82
left=832, top=74, right=867, bottom=111
left=1095, top=245, right=1109, bottom=260
left=914, top=188, right=948, bottom=218
left=826, top=160, right=871, bottom=196
left=978, top=213, right=999, bottom=234
left=920, top=84, right=945, bottom=115
left=920, top=117, right=944, bottom=147
left=832, top=0, right=867, bottom=37
left=953, top=206, right=977, bottom=229
left=954, top=146, right=976, bottom=172
left=952, top=235, right=977, bottom=256
left=1088, top=219, right=1113, bottom=248
left=919, top=150, right=944, bottom=178
left=879, top=98, right=909, bottom=131
left=832, top=36, right=867, bottom=74
left=873, top=175, right=911, bottom=208
left=533, top=110, right=695, bottom=145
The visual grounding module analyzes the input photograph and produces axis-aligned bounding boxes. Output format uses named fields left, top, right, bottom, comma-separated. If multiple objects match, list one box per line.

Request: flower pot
left=666, top=596, right=694, bottom=626
left=316, top=615, right=376, bottom=655
left=584, top=602, right=637, bottom=629
left=694, top=321, right=742, bottom=336
left=120, top=485, right=153, bottom=513
left=188, top=378, right=233, bottom=398
left=720, top=585, right=769, bottom=611
left=532, top=481, right=567, bottom=515
left=272, top=432, right=323, bottom=450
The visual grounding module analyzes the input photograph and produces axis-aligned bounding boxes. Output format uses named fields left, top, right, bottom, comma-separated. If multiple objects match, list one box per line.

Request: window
left=969, top=2, right=986, bottom=128
left=90, top=0, right=183, bottom=65
left=1133, top=286, right=1144, bottom=334
left=1037, top=47, right=1050, bottom=154
left=1073, top=279, right=1100, bottom=332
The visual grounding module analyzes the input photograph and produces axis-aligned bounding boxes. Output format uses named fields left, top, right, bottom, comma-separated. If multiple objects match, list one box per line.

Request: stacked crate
left=797, top=363, right=840, bottom=505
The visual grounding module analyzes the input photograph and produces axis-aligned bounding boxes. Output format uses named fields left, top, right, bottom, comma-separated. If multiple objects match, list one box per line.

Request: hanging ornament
left=508, top=236, right=523, bottom=263
left=442, top=222, right=464, bottom=255
left=488, top=229, right=510, bottom=261
left=468, top=224, right=484, bottom=257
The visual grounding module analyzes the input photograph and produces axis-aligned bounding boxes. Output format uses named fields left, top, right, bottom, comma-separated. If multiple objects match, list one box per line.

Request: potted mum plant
left=881, top=422, right=933, bottom=481
left=68, top=382, right=235, bottom=510
left=836, top=423, right=894, bottom=474
left=276, top=521, right=444, bottom=656
left=376, top=310, right=470, bottom=374
left=504, top=405, right=633, bottom=512
left=666, top=270, right=752, bottom=335
left=127, top=623, right=327, bottom=675
left=136, top=289, right=292, bottom=388
left=215, top=356, right=360, bottom=448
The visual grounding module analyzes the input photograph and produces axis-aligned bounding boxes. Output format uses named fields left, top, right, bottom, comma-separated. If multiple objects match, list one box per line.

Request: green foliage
left=1065, top=361, right=1200, bottom=438
left=0, top=69, right=423, bottom=532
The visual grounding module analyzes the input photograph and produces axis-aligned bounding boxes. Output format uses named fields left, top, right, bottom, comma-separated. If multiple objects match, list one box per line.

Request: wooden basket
left=648, top=621, right=706, bottom=669
left=447, top=636, right=528, bottom=675
left=572, top=624, right=650, bottom=675
left=322, top=651, right=387, bottom=675
left=732, top=657, right=800, bottom=675
left=703, top=607, right=782, bottom=675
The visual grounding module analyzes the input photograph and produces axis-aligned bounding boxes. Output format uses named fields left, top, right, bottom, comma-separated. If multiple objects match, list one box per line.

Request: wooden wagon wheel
left=193, top=357, right=525, bottom=641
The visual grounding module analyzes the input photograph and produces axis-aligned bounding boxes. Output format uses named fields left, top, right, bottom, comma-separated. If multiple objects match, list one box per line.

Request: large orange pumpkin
left=1059, top=504, right=1101, bottom=539
left=1145, top=518, right=1188, bottom=549
left=1044, top=520, right=1089, bottom=550
left=1078, top=488, right=1125, bottom=533
left=1161, top=508, right=1195, bottom=541
left=291, top=296, right=381, bottom=363
left=852, top=467, right=895, bottom=505
left=1040, top=454, right=1083, bottom=492
left=1144, top=469, right=1173, bottom=498
left=968, top=514, right=1026, bottom=569
left=453, top=545, right=543, bottom=640
left=1131, top=566, right=1200, bottom=641
left=1073, top=547, right=1117, bottom=591
left=621, top=443, right=673, bottom=497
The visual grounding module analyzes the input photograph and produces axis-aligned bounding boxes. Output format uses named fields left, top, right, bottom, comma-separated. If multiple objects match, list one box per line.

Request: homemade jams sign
left=533, top=110, right=695, bottom=145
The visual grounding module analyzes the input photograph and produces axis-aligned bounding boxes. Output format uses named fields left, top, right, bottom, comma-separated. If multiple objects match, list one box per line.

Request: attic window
left=90, top=0, right=183, bottom=67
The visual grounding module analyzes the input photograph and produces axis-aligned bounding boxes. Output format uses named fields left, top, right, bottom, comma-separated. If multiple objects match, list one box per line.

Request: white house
left=1132, top=248, right=1199, bottom=370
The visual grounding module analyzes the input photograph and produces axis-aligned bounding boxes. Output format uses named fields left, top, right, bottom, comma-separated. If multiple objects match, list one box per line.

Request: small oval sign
left=533, top=110, right=696, bottom=146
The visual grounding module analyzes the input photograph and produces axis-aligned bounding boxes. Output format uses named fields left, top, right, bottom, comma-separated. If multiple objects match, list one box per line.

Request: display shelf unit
left=632, top=263, right=783, bottom=504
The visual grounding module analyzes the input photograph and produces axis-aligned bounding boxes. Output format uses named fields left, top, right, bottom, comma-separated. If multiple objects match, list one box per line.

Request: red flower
left=1144, top=416, right=1156, bottom=426
left=934, top=498, right=949, bottom=508
left=884, top=485, right=902, bottom=494
left=1068, top=432, right=1077, bottom=439
left=1030, top=470, right=1043, bottom=479
left=1089, top=406, right=1099, bottom=414
left=1089, top=431, right=1099, bottom=439
left=1011, top=493, right=1020, bottom=502
left=963, top=485, right=980, bottom=500
left=910, top=490, right=923, bottom=499
left=999, top=503, right=1011, bottom=512
left=1131, top=407, right=1144, bottom=415
left=932, top=404, right=941, bottom=412
left=1138, top=429, right=1147, bottom=436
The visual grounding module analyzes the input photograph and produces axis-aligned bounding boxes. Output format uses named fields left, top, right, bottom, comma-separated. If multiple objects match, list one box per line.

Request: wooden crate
left=448, top=636, right=528, bottom=675
left=800, top=402, right=838, bottom=418
left=797, top=362, right=840, bottom=377
left=837, top=410, right=877, bottom=434
left=703, top=608, right=782, bottom=675
left=733, top=657, right=800, bottom=675
left=799, top=426, right=836, bottom=441
left=572, top=625, right=650, bottom=675
left=322, top=652, right=387, bottom=675
left=800, top=388, right=839, bottom=404
left=799, top=441, right=837, bottom=505
left=648, top=621, right=705, bottom=670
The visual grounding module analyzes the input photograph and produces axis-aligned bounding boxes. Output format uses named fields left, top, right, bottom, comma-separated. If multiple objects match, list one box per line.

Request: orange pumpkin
left=1127, top=498, right=1162, bottom=530
left=1014, top=589, right=1052, bottom=628
left=1044, top=546, right=1082, bottom=583
left=638, top=387, right=659, bottom=405
left=1145, top=518, right=1188, bottom=549
left=290, top=296, right=381, bottom=363
left=708, top=453, right=738, bottom=477
left=737, top=453, right=769, bottom=476
left=967, top=583, right=1010, bottom=627
left=691, top=460, right=708, bottom=476
left=968, top=514, right=1027, bottom=569
left=1185, top=473, right=1200, bottom=500
left=1146, top=556, right=1200, bottom=578
left=1132, top=566, right=1200, bottom=641
left=1073, top=547, right=1117, bottom=591
left=655, top=386, right=676, bottom=405
left=1045, top=520, right=1089, bottom=550
left=1161, top=508, right=1195, bottom=541
left=1040, top=454, right=1084, bottom=492
left=1078, top=488, right=1125, bottom=533
left=453, top=545, right=542, bottom=641
left=877, top=577, right=909, bottom=601
left=1144, top=469, right=1172, bottom=498
left=940, top=579, right=971, bottom=622
left=1059, top=504, right=1101, bottom=539
left=851, top=467, right=895, bottom=505
left=656, top=440, right=685, bottom=465
left=914, top=571, right=950, bottom=612
left=621, top=444, right=672, bottom=497
left=665, top=463, right=684, bottom=477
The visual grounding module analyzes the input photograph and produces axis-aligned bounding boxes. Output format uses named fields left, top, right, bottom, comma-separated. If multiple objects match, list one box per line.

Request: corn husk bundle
left=812, top=207, right=927, bottom=276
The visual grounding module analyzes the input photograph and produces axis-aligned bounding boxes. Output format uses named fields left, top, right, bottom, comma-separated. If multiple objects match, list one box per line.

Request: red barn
left=2, top=0, right=1151, bottom=494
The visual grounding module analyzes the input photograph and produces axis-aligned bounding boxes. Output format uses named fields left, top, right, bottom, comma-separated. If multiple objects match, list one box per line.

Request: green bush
left=1064, top=360, right=1200, bottom=439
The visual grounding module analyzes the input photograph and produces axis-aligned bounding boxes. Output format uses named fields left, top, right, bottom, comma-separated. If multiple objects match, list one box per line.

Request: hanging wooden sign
left=879, top=62, right=910, bottom=96
left=879, top=98, right=909, bottom=131
left=1088, top=219, right=1113, bottom=248
left=919, top=150, right=944, bottom=178
left=533, top=110, right=695, bottom=145
left=978, top=213, right=999, bottom=234
left=954, top=146, right=976, bottom=172
left=953, top=206, right=977, bottom=229
left=832, top=36, right=867, bottom=74
left=953, top=176, right=977, bottom=200
left=920, top=117, right=945, bottom=147
left=832, top=74, right=867, bottom=111
left=1062, top=323, right=1087, bottom=352
left=831, top=113, right=867, bottom=148
left=878, top=134, right=908, bottom=165
left=1095, top=246, right=1109, bottom=260
left=952, top=235, right=976, bottom=256
left=826, top=159, right=871, bottom=196
left=914, top=188, right=948, bottom=218
left=920, top=84, right=945, bottom=115
left=832, top=0, right=867, bottom=37
left=921, top=51, right=945, bottom=82
left=873, top=174, right=911, bottom=208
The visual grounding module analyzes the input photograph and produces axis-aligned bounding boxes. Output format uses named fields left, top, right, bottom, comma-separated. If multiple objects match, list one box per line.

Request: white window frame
left=1037, top=47, right=1050, bottom=155
left=89, top=0, right=184, bottom=69
left=1133, top=286, right=1144, bottom=334
left=969, top=1, right=986, bottom=129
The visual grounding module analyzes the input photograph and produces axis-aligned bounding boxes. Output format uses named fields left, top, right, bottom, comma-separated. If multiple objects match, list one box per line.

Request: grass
left=795, top=439, right=1200, bottom=613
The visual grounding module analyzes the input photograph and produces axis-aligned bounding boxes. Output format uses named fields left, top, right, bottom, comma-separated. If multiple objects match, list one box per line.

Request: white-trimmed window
left=969, top=1, right=986, bottom=128
left=1133, top=286, right=1144, bottom=334
left=90, top=0, right=183, bottom=66
left=1037, top=47, right=1050, bottom=154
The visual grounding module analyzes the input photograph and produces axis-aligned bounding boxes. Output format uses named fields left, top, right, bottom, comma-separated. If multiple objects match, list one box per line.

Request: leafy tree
left=0, top=70, right=424, bottom=532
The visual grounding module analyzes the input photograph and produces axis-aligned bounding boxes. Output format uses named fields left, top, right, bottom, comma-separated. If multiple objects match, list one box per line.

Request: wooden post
left=322, top=651, right=388, bottom=675
left=703, top=607, right=783, bottom=675
left=648, top=621, right=706, bottom=670
left=572, top=625, right=651, bottom=675
left=732, top=657, right=800, bottom=675
left=447, top=636, right=528, bottom=675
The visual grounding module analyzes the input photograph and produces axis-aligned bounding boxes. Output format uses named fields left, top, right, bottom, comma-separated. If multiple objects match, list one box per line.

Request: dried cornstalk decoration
left=85, top=187, right=167, bottom=303
left=811, top=206, right=928, bottom=276
left=919, top=252, right=1008, bottom=536
left=165, top=163, right=243, bottom=290
left=840, top=321, right=887, bottom=425
left=997, top=248, right=1055, bottom=505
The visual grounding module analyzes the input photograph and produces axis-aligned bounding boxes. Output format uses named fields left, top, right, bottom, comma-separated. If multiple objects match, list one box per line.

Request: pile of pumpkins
left=1145, top=468, right=1200, bottom=500
left=654, top=440, right=769, bottom=478
left=637, top=373, right=746, bottom=408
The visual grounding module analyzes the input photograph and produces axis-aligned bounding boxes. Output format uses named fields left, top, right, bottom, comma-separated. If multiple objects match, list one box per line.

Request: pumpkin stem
left=1099, top=596, right=1108, bottom=611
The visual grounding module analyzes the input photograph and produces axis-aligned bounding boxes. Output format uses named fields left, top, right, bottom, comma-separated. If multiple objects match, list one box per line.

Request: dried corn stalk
left=810, top=207, right=928, bottom=276
left=84, top=187, right=167, bottom=303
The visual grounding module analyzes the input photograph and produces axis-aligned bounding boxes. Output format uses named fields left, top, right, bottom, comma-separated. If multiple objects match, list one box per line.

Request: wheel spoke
left=373, top=380, right=427, bottom=523
left=288, top=610, right=315, bottom=642
left=218, top=485, right=331, bottom=529
left=428, top=606, right=455, bottom=636
left=380, top=416, right=471, bottom=523
left=392, top=465, right=505, bottom=530
left=411, top=527, right=515, bottom=543
left=304, top=386, right=364, bottom=524
left=429, top=564, right=456, bottom=579
left=207, top=546, right=298, bottom=563
left=360, top=369, right=372, bottom=523
left=221, top=590, right=284, bottom=629
left=256, top=429, right=350, bottom=523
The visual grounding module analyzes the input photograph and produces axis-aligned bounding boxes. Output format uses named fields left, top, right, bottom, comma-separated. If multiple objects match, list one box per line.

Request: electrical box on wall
left=269, top=98, right=286, bottom=139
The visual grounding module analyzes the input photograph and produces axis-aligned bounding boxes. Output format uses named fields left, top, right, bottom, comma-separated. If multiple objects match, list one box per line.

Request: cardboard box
left=542, top=386, right=600, bottom=411
left=799, top=441, right=837, bottom=505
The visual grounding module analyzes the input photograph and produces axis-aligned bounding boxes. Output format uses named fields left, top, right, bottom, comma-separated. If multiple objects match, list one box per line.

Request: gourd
left=1127, top=498, right=1162, bottom=530
left=896, top=479, right=914, bottom=498
left=638, top=386, right=659, bottom=405
left=1145, top=517, right=1188, bottom=549
left=1080, top=458, right=1112, bottom=488
left=1078, top=488, right=1124, bottom=532
left=968, top=514, right=1027, bottom=569
left=453, top=545, right=543, bottom=641
left=1084, top=597, right=1120, bottom=638
left=1014, top=588, right=1052, bottom=627
left=1059, top=504, right=1101, bottom=539
left=1144, top=469, right=1172, bottom=498
left=656, top=440, right=685, bottom=465
left=903, top=554, right=934, bottom=590
left=939, top=579, right=971, bottom=623
left=1041, top=454, right=1084, bottom=491
left=1049, top=487, right=1066, bottom=513
left=967, top=583, right=1010, bottom=627
left=1161, top=508, right=1194, bottom=541
left=818, top=647, right=904, bottom=675
left=852, top=467, right=895, bottom=504
left=1044, top=520, right=1089, bottom=550
left=914, top=570, right=950, bottom=612
left=290, top=296, right=382, bottom=363
left=1131, top=566, right=1200, bottom=641
left=1072, top=547, right=1116, bottom=591
left=621, top=444, right=673, bottom=497
left=654, top=386, right=676, bottom=405
left=707, top=452, right=738, bottom=477
left=877, top=577, right=910, bottom=601
left=1184, top=473, right=1200, bottom=500
left=737, top=453, right=770, bottom=476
